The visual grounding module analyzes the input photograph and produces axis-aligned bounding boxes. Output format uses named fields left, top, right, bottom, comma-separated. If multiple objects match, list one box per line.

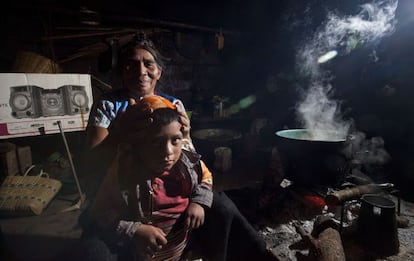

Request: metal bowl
left=192, top=128, right=242, bottom=142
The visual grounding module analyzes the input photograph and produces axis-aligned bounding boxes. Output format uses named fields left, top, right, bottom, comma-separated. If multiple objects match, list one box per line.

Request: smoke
left=297, top=82, right=351, bottom=139
left=297, top=0, right=399, bottom=79
left=342, top=131, right=391, bottom=169
left=295, top=0, right=398, bottom=142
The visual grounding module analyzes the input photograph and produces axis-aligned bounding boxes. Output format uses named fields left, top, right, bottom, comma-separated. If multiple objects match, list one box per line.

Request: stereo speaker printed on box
left=9, top=85, right=89, bottom=119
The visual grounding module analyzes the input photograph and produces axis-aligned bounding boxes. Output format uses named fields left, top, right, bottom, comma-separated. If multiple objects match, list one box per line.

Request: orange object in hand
left=141, top=95, right=176, bottom=110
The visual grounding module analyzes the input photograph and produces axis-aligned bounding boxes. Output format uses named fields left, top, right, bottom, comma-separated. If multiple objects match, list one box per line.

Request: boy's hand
left=133, top=224, right=168, bottom=258
left=185, top=202, right=205, bottom=230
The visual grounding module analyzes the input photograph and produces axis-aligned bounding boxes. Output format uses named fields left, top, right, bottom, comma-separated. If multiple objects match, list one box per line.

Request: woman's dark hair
left=150, top=108, right=181, bottom=131
left=120, top=33, right=165, bottom=69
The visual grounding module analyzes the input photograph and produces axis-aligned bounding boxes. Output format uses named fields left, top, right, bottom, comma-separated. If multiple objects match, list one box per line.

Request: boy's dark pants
left=191, top=191, right=268, bottom=261
left=75, top=191, right=268, bottom=261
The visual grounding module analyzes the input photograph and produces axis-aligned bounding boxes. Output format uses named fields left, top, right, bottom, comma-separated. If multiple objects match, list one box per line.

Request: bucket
left=213, top=147, right=232, bottom=172
left=357, top=194, right=399, bottom=256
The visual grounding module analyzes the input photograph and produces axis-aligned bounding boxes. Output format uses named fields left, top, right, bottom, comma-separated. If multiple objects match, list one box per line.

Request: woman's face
left=122, top=48, right=162, bottom=98
left=139, top=121, right=183, bottom=174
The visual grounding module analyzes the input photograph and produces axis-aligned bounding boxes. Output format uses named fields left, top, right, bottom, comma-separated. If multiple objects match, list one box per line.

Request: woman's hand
left=175, top=100, right=191, bottom=140
left=133, top=224, right=168, bottom=258
left=185, top=202, right=205, bottom=230
left=114, top=98, right=153, bottom=143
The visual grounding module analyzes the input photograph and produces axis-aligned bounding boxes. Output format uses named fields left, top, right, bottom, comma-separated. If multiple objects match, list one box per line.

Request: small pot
left=357, top=194, right=399, bottom=256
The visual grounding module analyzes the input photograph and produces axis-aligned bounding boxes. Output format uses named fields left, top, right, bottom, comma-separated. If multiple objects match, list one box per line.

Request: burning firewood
left=325, top=183, right=394, bottom=205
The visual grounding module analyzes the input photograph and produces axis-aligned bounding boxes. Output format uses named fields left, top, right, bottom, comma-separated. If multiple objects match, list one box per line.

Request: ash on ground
left=251, top=188, right=414, bottom=261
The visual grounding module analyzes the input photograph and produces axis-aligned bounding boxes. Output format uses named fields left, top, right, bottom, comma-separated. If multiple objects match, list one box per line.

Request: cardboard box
left=0, top=73, right=92, bottom=139
left=0, top=143, right=18, bottom=176
left=0, top=144, right=32, bottom=176
left=16, top=146, right=32, bottom=174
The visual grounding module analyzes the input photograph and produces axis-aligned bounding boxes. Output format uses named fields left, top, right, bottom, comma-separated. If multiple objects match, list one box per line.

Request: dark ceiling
left=2, top=0, right=290, bottom=70
left=7, top=0, right=287, bottom=32
left=3, top=0, right=412, bottom=72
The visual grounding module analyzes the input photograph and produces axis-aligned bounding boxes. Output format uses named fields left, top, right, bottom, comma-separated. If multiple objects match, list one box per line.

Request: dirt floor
left=248, top=188, right=414, bottom=261
left=2, top=158, right=414, bottom=261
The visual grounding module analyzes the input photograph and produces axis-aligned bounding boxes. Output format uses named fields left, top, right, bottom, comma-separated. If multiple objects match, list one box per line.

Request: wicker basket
left=13, top=50, right=61, bottom=73
left=0, top=165, right=62, bottom=216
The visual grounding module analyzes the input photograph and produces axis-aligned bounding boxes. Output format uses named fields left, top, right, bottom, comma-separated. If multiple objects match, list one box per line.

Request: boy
left=90, top=95, right=212, bottom=260
left=87, top=95, right=277, bottom=261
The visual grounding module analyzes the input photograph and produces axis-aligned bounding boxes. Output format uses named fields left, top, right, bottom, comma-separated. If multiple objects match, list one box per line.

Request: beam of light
left=223, top=95, right=257, bottom=117
left=297, top=0, right=399, bottom=78
left=238, top=95, right=256, bottom=109
left=317, top=50, right=338, bottom=64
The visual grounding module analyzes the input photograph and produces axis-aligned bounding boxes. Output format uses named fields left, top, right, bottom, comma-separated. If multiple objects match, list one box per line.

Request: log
left=316, top=228, right=346, bottom=261
left=312, top=216, right=346, bottom=261
left=294, top=216, right=346, bottom=261
left=311, top=215, right=338, bottom=238
left=325, top=183, right=394, bottom=205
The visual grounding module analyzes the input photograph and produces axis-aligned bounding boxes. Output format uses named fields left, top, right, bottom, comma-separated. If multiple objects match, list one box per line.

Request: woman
left=79, top=96, right=276, bottom=261
left=86, top=35, right=192, bottom=150
left=79, top=36, right=277, bottom=261
left=82, top=35, right=193, bottom=197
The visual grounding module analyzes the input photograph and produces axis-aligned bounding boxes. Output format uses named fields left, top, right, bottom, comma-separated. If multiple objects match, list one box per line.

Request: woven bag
left=0, top=165, right=62, bottom=216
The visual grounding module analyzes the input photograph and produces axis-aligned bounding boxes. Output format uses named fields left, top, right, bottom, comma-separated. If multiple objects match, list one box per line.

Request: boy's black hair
left=150, top=108, right=181, bottom=131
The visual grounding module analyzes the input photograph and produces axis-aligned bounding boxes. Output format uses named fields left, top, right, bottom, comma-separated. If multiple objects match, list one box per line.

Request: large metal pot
left=275, top=129, right=348, bottom=185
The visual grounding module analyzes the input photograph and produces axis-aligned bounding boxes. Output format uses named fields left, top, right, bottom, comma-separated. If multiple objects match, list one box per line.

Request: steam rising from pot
left=295, top=0, right=398, bottom=142
left=297, top=82, right=350, bottom=140
left=342, top=131, right=391, bottom=176
left=343, top=131, right=391, bottom=165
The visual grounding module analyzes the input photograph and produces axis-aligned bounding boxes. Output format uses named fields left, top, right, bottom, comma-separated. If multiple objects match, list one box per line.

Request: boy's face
left=140, top=121, right=183, bottom=174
